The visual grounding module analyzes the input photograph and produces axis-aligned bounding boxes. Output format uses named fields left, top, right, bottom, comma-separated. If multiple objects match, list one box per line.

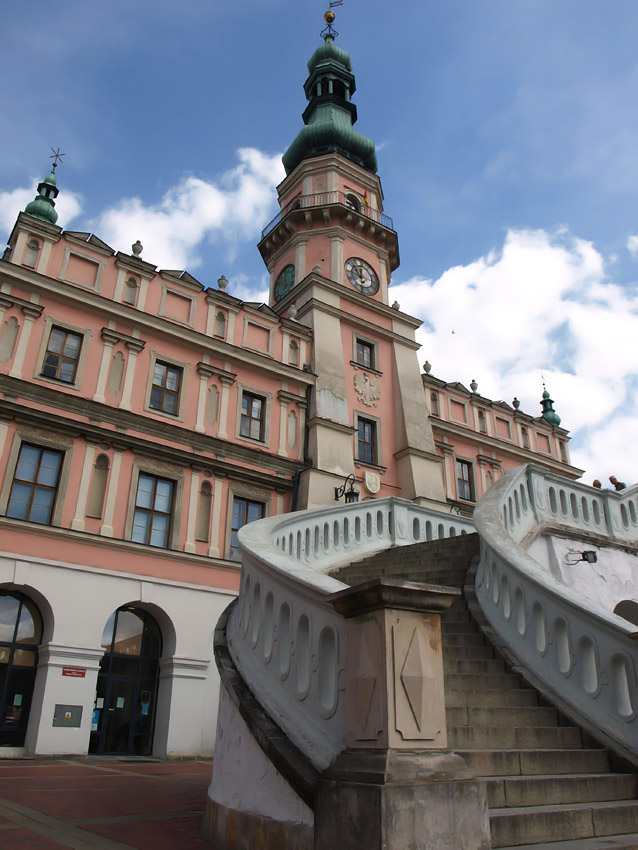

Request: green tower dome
left=283, top=33, right=377, bottom=175
left=540, top=387, right=561, bottom=427
left=24, top=168, right=60, bottom=225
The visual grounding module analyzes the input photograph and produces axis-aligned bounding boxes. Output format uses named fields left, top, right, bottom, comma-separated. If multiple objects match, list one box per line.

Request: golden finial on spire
left=322, top=1, right=342, bottom=38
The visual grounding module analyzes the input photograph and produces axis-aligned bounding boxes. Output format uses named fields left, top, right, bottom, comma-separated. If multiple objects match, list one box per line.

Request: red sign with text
left=62, top=667, right=86, bottom=678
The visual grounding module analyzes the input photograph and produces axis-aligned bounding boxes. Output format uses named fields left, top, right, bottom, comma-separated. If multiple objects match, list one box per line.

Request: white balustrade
left=227, top=497, right=474, bottom=770
left=474, top=465, right=638, bottom=758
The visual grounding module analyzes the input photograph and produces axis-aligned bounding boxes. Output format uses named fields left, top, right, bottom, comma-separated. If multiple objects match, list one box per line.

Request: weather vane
left=321, top=0, right=342, bottom=38
left=49, top=147, right=65, bottom=170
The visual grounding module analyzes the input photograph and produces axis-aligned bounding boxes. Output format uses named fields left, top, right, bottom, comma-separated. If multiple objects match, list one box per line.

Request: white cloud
left=391, top=227, right=638, bottom=483
left=627, top=234, right=638, bottom=258
left=0, top=181, right=82, bottom=237
left=93, top=148, right=285, bottom=270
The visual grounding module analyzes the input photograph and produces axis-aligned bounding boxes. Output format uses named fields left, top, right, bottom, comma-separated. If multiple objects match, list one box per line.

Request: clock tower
left=259, top=13, right=446, bottom=510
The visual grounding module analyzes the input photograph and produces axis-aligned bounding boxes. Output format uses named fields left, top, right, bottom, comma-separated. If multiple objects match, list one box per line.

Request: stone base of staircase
left=332, top=534, right=638, bottom=849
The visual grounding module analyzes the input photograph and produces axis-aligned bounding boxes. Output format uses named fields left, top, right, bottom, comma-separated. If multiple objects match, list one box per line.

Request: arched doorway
left=0, top=591, right=42, bottom=747
left=89, top=606, right=162, bottom=756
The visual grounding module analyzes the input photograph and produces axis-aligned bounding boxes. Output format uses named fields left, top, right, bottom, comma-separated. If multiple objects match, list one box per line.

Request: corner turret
left=24, top=168, right=60, bottom=225
left=540, top=386, right=561, bottom=427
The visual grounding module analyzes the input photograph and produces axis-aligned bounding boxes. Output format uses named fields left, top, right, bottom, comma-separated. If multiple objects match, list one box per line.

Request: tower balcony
left=259, top=190, right=398, bottom=268
left=261, top=191, right=394, bottom=240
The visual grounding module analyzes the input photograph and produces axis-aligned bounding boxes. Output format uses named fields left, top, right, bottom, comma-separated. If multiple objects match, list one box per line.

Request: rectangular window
left=6, top=443, right=63, bottom=524
left=355, top=339, right=374, bottom=370
left=230, top=497, right=264, bottom=561
left=456, top=460, right=474, bottom=502
left=240, top=392, right=265, bottom=441
left=357, top=417, right=376, bottom=464
left=131, top=473, right=174, bottom=548
left=149, top=361, right=182, bottom=415
left=41, top=327, right=82, bottom=383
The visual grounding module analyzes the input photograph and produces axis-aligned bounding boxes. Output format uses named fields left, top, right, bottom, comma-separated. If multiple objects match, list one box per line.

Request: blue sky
left=2, top=0, right=638, bottom=484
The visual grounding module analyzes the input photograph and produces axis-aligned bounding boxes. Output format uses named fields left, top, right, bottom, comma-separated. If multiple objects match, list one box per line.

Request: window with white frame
left=229, top=497, right=264, bottom=561
left=456, top=459, right=474, bottom=502
left=240, top=391, right=265, bottom=441
left=6, top=443, right=63, bottom=524
left=41, top=326, right=83, bottom=383
left=149, top=361, right=182, bottom=415
left=131, top=473, right=175, bottom=548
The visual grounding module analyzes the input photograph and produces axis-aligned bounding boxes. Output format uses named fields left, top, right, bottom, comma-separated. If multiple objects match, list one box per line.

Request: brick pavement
left=0, top=758, right=213, bottom=850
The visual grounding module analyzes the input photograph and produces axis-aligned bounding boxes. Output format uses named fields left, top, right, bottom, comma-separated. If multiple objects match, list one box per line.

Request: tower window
left=357, top=417, right=377, bottom=465
left=344, top=193, right=360, bottom=212
left=355, top=339, right=375, bottom=370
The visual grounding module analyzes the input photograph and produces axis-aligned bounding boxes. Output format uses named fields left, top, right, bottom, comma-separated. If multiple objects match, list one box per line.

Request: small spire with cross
left=49, top=147, right=65, bottom=170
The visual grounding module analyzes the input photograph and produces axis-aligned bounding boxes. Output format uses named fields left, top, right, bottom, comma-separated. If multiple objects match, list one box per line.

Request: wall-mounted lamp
left=334, top=473, right=359, bottom=503
left=564, top=549, right=598, bottom=566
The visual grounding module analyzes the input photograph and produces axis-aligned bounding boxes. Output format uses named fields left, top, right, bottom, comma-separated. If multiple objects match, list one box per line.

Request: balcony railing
left=261, top=191, right=394, bottom=240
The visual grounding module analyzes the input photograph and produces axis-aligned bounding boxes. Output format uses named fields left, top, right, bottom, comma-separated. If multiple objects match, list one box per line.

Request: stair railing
left=227, top=497, right=474, bottom=770
left=473, top=464, right=638, bottom=758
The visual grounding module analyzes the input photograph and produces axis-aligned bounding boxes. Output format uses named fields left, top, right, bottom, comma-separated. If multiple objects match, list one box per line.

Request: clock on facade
left=344, top=257, right=379, bottom=296
left=274, top=264, right=295, bottom=301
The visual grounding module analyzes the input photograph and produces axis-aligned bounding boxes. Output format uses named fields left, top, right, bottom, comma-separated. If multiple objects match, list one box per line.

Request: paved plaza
left=0, top=758, right=213, bottom=849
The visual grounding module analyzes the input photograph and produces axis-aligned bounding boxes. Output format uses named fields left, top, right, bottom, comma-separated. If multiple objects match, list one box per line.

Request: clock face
left=274, top=264, right=295, bottom=301
left=344, top=257, right=379, bottom=296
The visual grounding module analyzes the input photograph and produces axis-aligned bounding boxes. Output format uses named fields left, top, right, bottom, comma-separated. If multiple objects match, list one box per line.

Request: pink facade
left=424, top=374, right=582, bottom=512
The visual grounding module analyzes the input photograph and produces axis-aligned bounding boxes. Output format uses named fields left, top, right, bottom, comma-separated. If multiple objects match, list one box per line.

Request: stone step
left=490, top=799, right=638, bottom=848
left=496, top=833, right=638, bottom=849
left=484, top=773, right=637, bottom=808
left=443, top=631, right=490, bottom=647
left=443, top=644, right=495, bottom=660
left=458, top=749, right=611, bottom=778
left=444, top=658, right=507, bottom=675
left=445, top=672, right=524, bottom=691
left=449, top=725, right=582, bottom=750
left=446, top=687, right=539, bottom=708
left=447, top=705, right=558, bottom=728
left=441, top=620, right=481, bottom=633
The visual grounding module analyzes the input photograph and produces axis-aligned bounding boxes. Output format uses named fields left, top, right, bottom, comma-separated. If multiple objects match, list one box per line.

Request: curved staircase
left=333, top=535, right=638, bottom=849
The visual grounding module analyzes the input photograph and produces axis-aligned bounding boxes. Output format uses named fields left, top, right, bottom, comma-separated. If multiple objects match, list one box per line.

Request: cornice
left=0, top=260, right=315, bottom=387
left=0, top=291, right=44, bottom=317
left=0, top=379, right=304, bottom=482
left=305, top=415, right=356, bottom=436
left=430, top=418, right=583, bottom=478
left=0, top=518, right=242, bottom=579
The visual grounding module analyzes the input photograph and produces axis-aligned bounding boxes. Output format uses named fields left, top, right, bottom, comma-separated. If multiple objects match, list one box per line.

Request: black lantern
left=335, top=473, right=359, bottom=503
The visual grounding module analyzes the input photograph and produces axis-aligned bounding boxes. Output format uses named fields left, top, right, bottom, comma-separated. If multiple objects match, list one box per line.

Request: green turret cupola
left=24, top=167, right=60, bottom=225
left=540, top=386, right=561, bottom=427
left=282, top=13, right=377, bottom=175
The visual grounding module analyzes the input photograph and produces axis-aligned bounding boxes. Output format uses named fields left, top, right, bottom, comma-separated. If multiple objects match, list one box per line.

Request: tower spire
left=282, top=9, right=377, bottom=175
left=540, top=383, right=561, bottom=427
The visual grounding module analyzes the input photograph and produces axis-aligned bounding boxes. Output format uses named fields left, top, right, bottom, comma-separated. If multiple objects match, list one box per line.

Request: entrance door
left=0, top=592, right=42, bottom=747
left=89, top=607, right=161, bottom=756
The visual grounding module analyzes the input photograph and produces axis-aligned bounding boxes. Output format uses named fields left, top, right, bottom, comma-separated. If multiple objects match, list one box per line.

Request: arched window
left=23, top=239, right=41, bottom=268
left=214, top=311, right=226, bottom=339
left=0, top=591, right=42, bottom=747
left=333, top=80, right=346, bottom=99
left=123, top=277, right=138, bottom=305
left=90, top=607, right=162, bottom=756
left=430, top=392, right=439, bottom=417
left=344, top=193, right=360, bottom=212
